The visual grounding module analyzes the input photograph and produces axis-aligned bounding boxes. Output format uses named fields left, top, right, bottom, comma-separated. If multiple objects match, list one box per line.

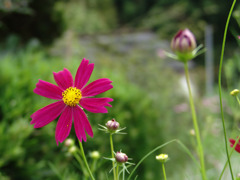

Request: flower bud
left=64, top=138, right=74, bottom=147
left=106, top=119, right=119, bottom=131
left=89, top=151, right=100, bottom=160
left=115, top=151, right=128, bottom=163
left=189, top=129, right=195, bottom=136
left=156, top=154, right=169, bottom=163
left=68, top=146, right=77, bottom=154
left=230, top=89, right=239, bottom=96
left=171, top=29, right=196, bottom=53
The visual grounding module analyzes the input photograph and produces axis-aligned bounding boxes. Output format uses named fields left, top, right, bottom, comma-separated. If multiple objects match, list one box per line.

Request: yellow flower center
left=62, top=87, right=82, bottom=107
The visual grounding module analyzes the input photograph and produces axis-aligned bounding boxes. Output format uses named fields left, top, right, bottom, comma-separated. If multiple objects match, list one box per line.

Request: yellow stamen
left=62, top=87, right=82, bottom=107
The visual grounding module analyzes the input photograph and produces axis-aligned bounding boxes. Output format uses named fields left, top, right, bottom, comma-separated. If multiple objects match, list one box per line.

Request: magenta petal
left=81, top=78, right=113, bottom=97
left=31, top=101, right=66, bottom=128
left=55, top=106, right=73, bottom=145
left=80, top=97, right=113, bottom=113
left=74, top=58, right=94, bottom=90
left=73, top=106, right=86, bottom=142
left=73, top=105, right=93, bottom=142
left=53, top=68, right=73, bottom=90
left=34, top=80, right=63, bottom=100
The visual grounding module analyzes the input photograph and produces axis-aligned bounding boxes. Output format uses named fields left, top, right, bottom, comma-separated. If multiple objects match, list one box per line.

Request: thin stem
left=123, top=166, right=125, bottom=180
left=73, top=151, right=88, bottom=176
left=219, top=136, right=240, bottom=179
left=236, top=96, right=240, bottom=106
left=91, top=159, right=97, bottom=174
left=110, top=133, right=117, bottom=180
left=218, top=0, right=237, bottom=179
left=78, top=141, right=95, bottom=180
left=184, top=62, right=207, bottom=180
left=162, top=163, right=167, bottom=180
left=116, top=164, right=119, bottom=180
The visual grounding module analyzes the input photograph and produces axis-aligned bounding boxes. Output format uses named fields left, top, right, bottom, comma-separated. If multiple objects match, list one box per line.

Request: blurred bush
left=0, top=0, right=65, bottom=44
left=0, top=0, right=237, bottom=46
left=0, top=45, right=70, bottom=179
left=56, top=0, right=117, bottom=35
left=136, top=0, right=232, bottom=42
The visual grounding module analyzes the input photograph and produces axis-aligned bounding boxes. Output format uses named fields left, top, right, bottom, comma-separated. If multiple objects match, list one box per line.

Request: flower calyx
left=165, top=28, right=205, bottom=63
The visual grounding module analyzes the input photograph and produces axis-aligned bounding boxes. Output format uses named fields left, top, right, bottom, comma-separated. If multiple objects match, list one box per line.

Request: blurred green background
left=1, top=0, right=240, bottom=179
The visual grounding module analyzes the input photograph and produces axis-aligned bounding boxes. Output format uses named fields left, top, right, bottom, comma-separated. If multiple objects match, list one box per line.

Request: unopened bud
left=156, top=154, right=169, bottom=163
left=64, top=138, right=74, bottom=147
left=106, top=119, right=119, bottom=131
left=115, top=152, right=128, bottom=163
left=230, top=89, right=239, bottom=96
left=171, top=29, right=196, bottom=53
left=90, top=151, right=100, bottom=160
left=189, top=129, right=195, bottom=136
left=68, top=146, right=77, bottom=154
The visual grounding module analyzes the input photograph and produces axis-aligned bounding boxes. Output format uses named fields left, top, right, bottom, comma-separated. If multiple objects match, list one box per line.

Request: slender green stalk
left=123, top=166, right=125, bottom=180
left=236, top=96, right=240, bottom=106
left=110, top=133, right=117, bottom=180
left=177, top=140, right=200, bottom=169
left=91, top=159, right=97, bottom=174
left=219, top=136, right=240, bottom=179
left=116, top=164, right=119, bottom=180
left=184, top=62, right=207, bottom=180
left=162, top=163, right=167, bottom=180
left=218, top=0, right=237, bottom=179
left=73, top=151, right=88, bottom=176
left=78, top=141, right=95, bottom=180
left=48, top=162, right=65, bottom=180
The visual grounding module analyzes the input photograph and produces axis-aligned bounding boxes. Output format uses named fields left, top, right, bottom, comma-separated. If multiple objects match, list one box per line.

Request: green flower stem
left=219, top=136, right=240, bottom=180
left=218, top=0, right=236, bottom=179
left=78, top=141, right=95, bottom=180
left=116, top=164, right=119, bottom=180
left=162, top=163, right=167, bottom=180
left=122, top=166, right=126, bottom=180
left=236, top=96, right=240, bottom=106
left=110, top=133, right=117, bottom=180
left=183, top=62, right=207, bottom=180
left=91, top=159, right=97, bottom=174
left=73, top=151, right=88, bottom=176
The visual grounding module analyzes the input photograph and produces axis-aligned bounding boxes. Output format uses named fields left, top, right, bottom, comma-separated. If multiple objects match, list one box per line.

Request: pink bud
left=115, top=152, right=128, bottom=163
left=171, top=29, right=196, bottom=53
left=106, top=119, right=119, bottom=131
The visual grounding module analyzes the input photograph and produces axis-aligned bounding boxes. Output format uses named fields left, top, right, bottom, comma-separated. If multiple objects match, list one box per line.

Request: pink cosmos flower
left=31, top=58, right=113, bottom=145
left=229, top=138, right=240, bottom=153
